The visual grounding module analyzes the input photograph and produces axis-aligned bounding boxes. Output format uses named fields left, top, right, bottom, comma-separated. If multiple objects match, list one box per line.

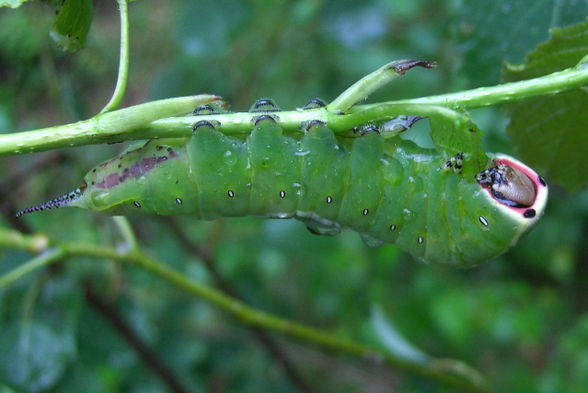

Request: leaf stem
left=100, top=0, right=130, bottom=113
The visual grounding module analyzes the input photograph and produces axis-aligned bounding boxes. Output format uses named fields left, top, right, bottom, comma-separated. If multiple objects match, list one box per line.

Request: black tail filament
left=15, top=188, right=83, bottom=217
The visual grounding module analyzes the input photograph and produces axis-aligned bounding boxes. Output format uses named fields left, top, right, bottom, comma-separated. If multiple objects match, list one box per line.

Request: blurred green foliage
left=1, top=1, right=588, bottom=392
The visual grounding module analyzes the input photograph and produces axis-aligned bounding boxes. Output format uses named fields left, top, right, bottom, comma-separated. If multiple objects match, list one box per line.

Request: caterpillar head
left=476, top=154, right=548, bottom=226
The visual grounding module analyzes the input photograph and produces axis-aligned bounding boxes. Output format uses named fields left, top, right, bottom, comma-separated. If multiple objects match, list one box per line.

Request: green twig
left=112, top=216, right=139, bottom=253
left=100, top=0, right=130, bottom=113
left=0, top=60, right=585, bottom=157
left=0, top=227, right=488, bottom=393
left=0, top=248, right=65, bottom=288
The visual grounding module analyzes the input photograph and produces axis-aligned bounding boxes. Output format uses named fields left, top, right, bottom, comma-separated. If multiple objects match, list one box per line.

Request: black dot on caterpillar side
left=479, top=216, right=489, bottom=226
left=175, top=198, right=183, bottom=205
left=326, top=196, right=333, bottom=204
left=279, top=190, right=286, bottom=198
left=227, top=190, right=235, bottom=198
left=133, top=201, right=141, bottom=208
left=362, top=209, right=369, bottom=216
left=523, top=209, right=536, bottom=218
left=417, top=236, right=424, bottom=244
left=389, top=224, right=396, bottom=232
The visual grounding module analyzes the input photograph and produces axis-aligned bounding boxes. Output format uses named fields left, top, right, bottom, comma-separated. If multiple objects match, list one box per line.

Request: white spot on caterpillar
left=279, top=190, right=286, bottom=198
left=228, top=190, right=235, bottom=198
left=389, top=224, right=396, bottom=232
left=418, top=236, right=424, bottom=244
left=479, top=216, right=489, bottom=226
left=326, top=196, right=333, bottom=204
left=362, top=209, right=369, bottom=216
left=133, top=201, right=141, bottom=208
left=175, top=198, right=183, bottom=205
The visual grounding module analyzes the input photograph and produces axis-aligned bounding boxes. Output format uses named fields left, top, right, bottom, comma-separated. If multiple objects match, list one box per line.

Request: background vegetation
left=1, top=1, right=588, bottom=392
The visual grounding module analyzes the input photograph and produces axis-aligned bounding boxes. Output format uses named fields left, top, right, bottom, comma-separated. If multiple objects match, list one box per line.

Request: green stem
left=100, top=0, right=130, bottom=113
left=327, top=59, right=436, bottom=113
left=0, top=60, right=585, bottom=156
left=0, top=248, right=65, bottom=288
left=0, top=95, right=219, bottom=156
left=112, top=216, right=140, bottom=253
left=0, top=227, right=487, bottom=393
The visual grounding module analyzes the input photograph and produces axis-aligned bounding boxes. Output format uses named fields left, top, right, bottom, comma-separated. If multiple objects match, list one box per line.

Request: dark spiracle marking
left=538, top=176, right=547, bottom=187
left=362, top=208, right=369, bottom=216
left=417, top=236, right=424, bottom=244
left=253, top=114, right=279, bottom=126
left=301, top=97, right=326, bottom=110
left=175, top=198, right=183, bottom=205
left=478, top=216, right=489, bottom=227
left=133, top=201, right=142, bottom=208
left=389, top=224, right=396, bottom=232
left=523, top=209, right=536, bottom=218
left=193, top=120, right=221, bottom=131
left=326, top=196, right=333, bottom=204
left=227, top=190, right=235, bottom=198
left=193, top=104, right=217, bottom=115
left=250, top=98, right=281, bottom=112
left=279, top=190, right=286, bottom=198
left=354, top=124, right=380, bottom=135
left=301, top=119, right=326, bottom=132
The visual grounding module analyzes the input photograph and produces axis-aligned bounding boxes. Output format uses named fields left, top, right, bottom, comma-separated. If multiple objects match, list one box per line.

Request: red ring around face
left=479, top=157, right=545, bottom=218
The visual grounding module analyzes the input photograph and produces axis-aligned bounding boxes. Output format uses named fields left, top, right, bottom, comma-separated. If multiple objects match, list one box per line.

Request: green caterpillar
left=16, top=103, right=548, bottom=267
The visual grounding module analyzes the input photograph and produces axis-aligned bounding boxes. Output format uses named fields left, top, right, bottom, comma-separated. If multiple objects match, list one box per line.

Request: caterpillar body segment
left=18, top=121, right=547, bottom=267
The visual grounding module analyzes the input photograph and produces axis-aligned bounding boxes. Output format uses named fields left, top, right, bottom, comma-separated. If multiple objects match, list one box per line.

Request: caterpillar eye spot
left=227, top=190, right=235, bottom=198
left=133, top=201, right=141, bottom=208
left=523, top=209, right=536, bottom=218
left=479, top=216, right=489, bottom=226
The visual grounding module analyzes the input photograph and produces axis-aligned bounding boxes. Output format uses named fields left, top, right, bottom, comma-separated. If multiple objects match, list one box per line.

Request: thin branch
left=100, top=0, right=130, bottom=113
left=0, top=227, right=488, bottom=393
left=84, top=284, right=190, bottom=393
left=0, top=60, right=586, bottom=156
left=0, top=248, right=65, bottom=288
left=163, top=218, right=317, bottom=393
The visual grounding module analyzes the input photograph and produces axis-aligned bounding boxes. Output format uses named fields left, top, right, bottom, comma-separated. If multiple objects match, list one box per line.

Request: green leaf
left=49, top=0, right=93, bottom=53
left=0, top=0, right=31, bottom=8
left=458, top=0, right=588, bottom=85
left=502, top=19, right=588, bottom=191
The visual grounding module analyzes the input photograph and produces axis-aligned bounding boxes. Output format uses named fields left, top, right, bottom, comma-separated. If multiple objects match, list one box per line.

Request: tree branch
left=0, top=227, right=488, bottom=393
